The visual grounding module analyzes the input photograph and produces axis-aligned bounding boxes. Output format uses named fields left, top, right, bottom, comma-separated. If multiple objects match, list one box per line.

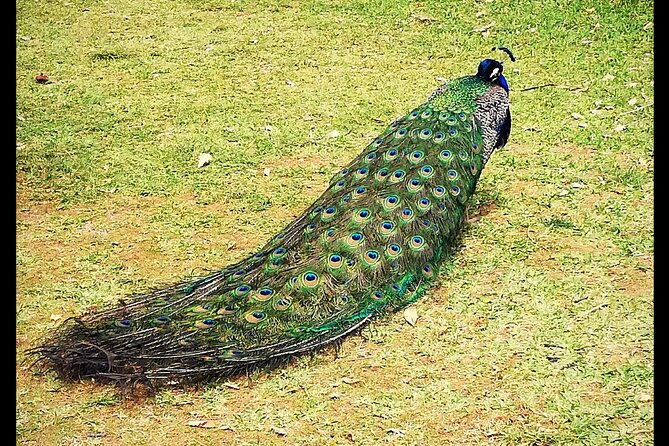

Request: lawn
left=16, top=0, right=653, bottom=445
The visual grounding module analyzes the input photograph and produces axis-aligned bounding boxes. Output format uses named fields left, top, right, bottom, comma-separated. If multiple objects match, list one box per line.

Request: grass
left=17, top=0, right=653, bottom=445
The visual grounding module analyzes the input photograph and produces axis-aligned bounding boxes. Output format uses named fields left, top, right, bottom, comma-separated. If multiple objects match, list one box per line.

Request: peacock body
left=33, top=57, right=512, bottom=388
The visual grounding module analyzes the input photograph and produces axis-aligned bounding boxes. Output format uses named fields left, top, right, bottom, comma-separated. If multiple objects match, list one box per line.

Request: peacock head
left=476, top=58, right=509, bottom=93
left=476, top=46, right=514, bottom=94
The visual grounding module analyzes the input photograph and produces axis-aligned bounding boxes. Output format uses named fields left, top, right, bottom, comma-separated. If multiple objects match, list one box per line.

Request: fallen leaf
left=558, top=189, right=569, bottom=197
left=411, top=14, right=436, bottom=23
left=197, top=152, right=213, bottom=168
left=223, top=382, right=240, bottom=390
left=21, top=35, right=31, bottom=41
left=578, top=122, right=587, bottom=128
left=286, top=80, right=295, bottom=86
left=581, top=39, right=592, bottom=45
left=272, top=427, right=287, bottom=436
left=472, top=23, right=493, bottom=33
left=613, top=124, right=626, bottom=132
left=327, top=130, right=341, bottom=138
left=387, top=428, right=405, bottom=436
left=643, top=21, right=653, bottom=31
left=571, top=112, right=584, bottom=120
left=50, top=314, right=62, bottom=321
left=628, top=98, right=638, bottom=106
left=342, top=377, right=360, bottom=385
left=262, top=167, right=271, bottom=177
left=601, top=74, right=615, bottom=82
left=35, top=73, right=49, bottom=84
left=403, top=307, right=418, bottom=326
left=264, top=125, right=273, bottom=132
left=188, top=420, right=218, bottom=429
left=571, top=182, right=584, bottom=188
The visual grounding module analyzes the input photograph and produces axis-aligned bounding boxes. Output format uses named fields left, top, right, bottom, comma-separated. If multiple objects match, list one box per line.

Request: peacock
left=31, top=51, right=513, bottom=390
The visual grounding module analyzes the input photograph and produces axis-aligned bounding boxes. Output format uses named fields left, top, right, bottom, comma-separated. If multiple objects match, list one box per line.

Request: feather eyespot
left=438, top=149, right=452, bottom=163
left=354, top=167, right=369, bottom=180
left=385, top=243, right=402, bottom=259
left=379, top=220, right=396, bottom=236
left=447, top=169, right=459, bottom=181
left=450, top=186, right=461, bottom=196
left=352, top=208, right=372, bottom=224
left=255, top=287, right=274, bottom=301
left=470, top=162, right=478, bottom=175
left=420, top=109, right=433, bottom=119
left=384, top=148, right=399, bottom=161
left=417, top=197, right=431, bottom=213
left=195, top=319, right=217, bottom=329
left=395, top=128, right=408, bottom=138
left=353, top=186, right=366, bottom=197
left=373, top=138, right=383, bottom=147
left=273, top=297, right=291, bottom=311
left=154, top=316, right=170, bottom=325
left=400, top=207, right=415, bottom=223
left=192, top=303, right=213, bottom=313
left=459, top=150, right=469, bottom=161
left=448, top=128, right=458, bottom=137
left=422, top=264, right=436, bottom=279
left=375, top=168, right=389, bottom=182
left=419, top=165, right=434, bottom=179
left=333, top=179, right=346, bottom=191
left=433, top=131, right=445, bottom=143
left=409, top=235, right=426, bottom=251
left=390, top=169, right=406, bottom=183
left=419, top=128, right=432, bottom=140
left=245, top=311, right=266, bottom=324
left=301, top=271, right=320, bottom=288
left=218, top=304, right=235, bottom=315
left=363, top=250, right=381, bottom=266
left=408, top=110, right=419, bottom=119
left=472, top=143, right=481, bottom=154
left=365, top=152, right=377, bottom=161
left=234, top=284, right=251, bottom=296
left=371, top=291, right=385, bottom=300
left=406, top=178, right=423, bottom=193
left=382, top=195, right=401, bottom=212
left=116, top=319, right=132, bottom=328
left=409, top=150, right=424, bottom=164
left=327, top=253, right=344, bottom=269
left=433, top=186, right=446, bottom=198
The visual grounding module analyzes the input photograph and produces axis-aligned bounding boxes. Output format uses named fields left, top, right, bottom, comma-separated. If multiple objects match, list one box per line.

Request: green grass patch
left=17, top=0, right=652, bottom=445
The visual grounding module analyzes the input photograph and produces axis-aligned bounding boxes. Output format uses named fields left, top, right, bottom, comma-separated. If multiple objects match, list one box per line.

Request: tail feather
left=29, top=57, right=512, bottom=389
